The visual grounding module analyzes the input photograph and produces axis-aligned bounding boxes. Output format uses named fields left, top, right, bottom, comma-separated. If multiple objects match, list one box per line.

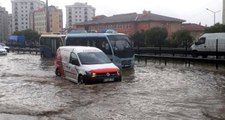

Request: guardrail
left=134, top=47, right=225, bottom=70
left=10, top=47, right=40, bottom=55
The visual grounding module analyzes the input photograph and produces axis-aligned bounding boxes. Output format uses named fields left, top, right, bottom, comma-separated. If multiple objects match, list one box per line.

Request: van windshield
left=78, top=52, right=111, bottom=65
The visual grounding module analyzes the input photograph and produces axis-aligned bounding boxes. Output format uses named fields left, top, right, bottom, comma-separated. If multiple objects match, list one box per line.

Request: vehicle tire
left=55, top=68, right=61, bottom=77
left=202, top=55, right=208, bottom=58
left=78, top=75, right=86, bottom=84
left=192, top=51, right=198, bottom=58
left=41, top=52, right=45, bottom=58
left=115, top=77, right=122, bottom=82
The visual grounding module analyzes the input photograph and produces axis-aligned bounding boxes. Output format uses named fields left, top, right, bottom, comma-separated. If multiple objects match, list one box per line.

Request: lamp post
left=206, top=8, right=221, bottom=25
left=46, top=0, right=50, bottom=32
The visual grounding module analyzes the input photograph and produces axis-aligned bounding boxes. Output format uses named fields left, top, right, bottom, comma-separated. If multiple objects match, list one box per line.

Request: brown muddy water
left=0, top=53, right=225, bottom=120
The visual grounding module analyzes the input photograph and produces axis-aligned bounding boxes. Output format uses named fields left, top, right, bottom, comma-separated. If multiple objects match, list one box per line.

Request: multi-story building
left=66, top=2, right=95, bottom=28
left=76, top=10, right=185, bottom=36
left=0, top=6, right=9, bottom=43
left=8, top=14, right=13, bottom=36
left=11, top=0, right=45, bottom=32
left=33, top=5, right=63, bottom=33
left=223, top=0, right=225, bottom=24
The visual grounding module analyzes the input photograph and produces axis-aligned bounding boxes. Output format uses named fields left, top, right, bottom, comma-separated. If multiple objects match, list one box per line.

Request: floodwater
left=0, top=53, right=225, bottom=120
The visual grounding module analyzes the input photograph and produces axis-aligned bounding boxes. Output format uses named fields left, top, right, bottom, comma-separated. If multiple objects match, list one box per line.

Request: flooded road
left=0, top=53, right=225, bottom=120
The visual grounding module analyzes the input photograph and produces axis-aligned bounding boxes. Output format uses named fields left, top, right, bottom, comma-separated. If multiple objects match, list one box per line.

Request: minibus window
left=66, top=37, right=112, bottom=55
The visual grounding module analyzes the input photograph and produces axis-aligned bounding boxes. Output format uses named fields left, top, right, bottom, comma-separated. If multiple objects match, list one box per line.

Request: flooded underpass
left=0, top=53, right=225, bottom=120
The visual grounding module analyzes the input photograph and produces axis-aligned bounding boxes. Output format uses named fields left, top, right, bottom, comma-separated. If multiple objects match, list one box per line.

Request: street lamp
left=206, top=8, right=221, bottom=25
left=46, top=0, right=50, bottom=32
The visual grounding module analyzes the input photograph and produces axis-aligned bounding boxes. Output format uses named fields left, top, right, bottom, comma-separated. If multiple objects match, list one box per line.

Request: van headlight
left=86, top=71, right=96, bottom=78
left=91, top=72, right=96, bottom=78
left=117, top=70, right=121, bottom=76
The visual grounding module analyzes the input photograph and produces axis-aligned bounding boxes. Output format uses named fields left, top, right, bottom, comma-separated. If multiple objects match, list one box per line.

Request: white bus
left=64, top=33, right=135, bottom=69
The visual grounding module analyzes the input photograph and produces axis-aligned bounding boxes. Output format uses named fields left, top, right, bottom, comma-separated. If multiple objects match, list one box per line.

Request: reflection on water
left=0, top=53, right=225, bottom=120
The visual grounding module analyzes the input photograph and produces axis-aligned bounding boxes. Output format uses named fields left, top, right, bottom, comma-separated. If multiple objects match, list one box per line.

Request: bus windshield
left=78, top=52, right=111, bottom=65
left=107, top=35, right=133, bottom=58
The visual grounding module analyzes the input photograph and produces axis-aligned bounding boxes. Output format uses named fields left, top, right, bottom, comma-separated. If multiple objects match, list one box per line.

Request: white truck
left=191, top=33, right=225, bottom=57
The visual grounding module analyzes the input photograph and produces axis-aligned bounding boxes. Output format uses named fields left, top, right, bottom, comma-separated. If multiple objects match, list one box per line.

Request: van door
left=66, top=52, right=79, bottom=82
left=195, top=37, right=206, bottom=51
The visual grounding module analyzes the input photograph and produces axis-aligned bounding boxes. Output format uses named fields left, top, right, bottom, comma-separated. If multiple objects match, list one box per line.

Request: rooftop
left=78, top=11, right=185, bottom=25
left=182, top=23, right=206, bottom=31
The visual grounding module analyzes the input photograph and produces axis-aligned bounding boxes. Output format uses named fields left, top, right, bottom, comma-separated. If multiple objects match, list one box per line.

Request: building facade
left=0, top=6, right=9, bottom=43
left=66, top=2, right=95, bottom=28
left=8, top=14, right=13, bottom=36
left=76, top=11, right=185, bottom=36
left=33, top=6, right=63, bottom=33
left=11, top=0, right=45, bottom=32
left=223, top=0, right=225, bottom=24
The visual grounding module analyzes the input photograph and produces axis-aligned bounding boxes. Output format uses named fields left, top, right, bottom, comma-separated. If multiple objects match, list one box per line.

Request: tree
left=145, top=27, right=168, bottom=47
left=205, top=23, right=225, bottom=33
left=171, top=30, right=193, bottom=47
left=130, top=30, right=146, bottom=47
left=13, top=29, right=40, bottom=46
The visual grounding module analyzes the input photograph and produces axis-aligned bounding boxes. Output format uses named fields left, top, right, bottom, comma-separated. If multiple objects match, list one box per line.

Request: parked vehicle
left=39, top=34, right=65, bottom=58
left=8, top=35, right=25, bottom=47
left=0, top=45, right=7, bottom=55
left=64, top=33, right=135, bottom=69
left=191, top=33, right=225, bottom=57
left=54, top=46, right=121, bottom=84
left=0, top=43, right=10, bottom=52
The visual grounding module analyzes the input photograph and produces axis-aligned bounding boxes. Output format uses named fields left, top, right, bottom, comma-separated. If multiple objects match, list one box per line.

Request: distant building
left=223, top=0, right=225, bottom=24
left=33, top=6, right=63, bottom=33
left=11, top=0, right=45, bottom=32
left=66, top=2, right=95, bottom=28
left=8, top=14, right=13, bottom=36
left=76, top=10, right=185, bottom=36
left=181, top=23, right=206, bottom=40
left=0, top=6, right=9, bottom=43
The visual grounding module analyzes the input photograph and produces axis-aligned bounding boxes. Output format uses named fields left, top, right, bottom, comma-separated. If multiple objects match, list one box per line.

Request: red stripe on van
left=90, top=68, right=119, bottom=73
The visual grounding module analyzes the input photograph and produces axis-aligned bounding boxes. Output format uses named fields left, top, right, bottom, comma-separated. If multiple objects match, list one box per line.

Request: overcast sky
left=0, top=0, right=223, bottom=27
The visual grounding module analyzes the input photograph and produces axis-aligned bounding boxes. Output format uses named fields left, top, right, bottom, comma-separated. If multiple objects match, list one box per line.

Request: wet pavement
left=0, top=53, right=225, bottom=120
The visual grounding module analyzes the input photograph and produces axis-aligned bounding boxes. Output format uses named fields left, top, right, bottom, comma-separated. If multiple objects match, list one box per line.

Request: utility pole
left=46, top=0, right=50, bottom=32
left=206, top=8, right=221, bottom=25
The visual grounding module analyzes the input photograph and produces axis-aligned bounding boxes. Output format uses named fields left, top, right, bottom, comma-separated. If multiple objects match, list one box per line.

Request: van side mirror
left=71, top=59, right=80, bottom=66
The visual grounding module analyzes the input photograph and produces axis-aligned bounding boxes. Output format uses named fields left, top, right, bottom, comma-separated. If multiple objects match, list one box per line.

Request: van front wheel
left=55, top=68, right=61, bottom=77
left=78, top=75, right=86, bottom=84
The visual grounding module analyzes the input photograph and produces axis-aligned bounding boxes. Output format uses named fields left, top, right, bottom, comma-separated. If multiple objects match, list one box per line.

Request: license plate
left=104, top=78, right=114, bottom=82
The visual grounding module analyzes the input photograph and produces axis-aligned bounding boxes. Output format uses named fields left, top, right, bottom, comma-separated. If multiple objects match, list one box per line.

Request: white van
left=191, top=33, right=225, bottom=52
left=54, top=46, right=121, bottom=84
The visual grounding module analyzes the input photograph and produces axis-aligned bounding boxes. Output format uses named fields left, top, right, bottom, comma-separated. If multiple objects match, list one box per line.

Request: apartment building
left=66, top=2, right=95, bottom=28
left=0, top=6, right=9, bottom=43
left=33, top=6, right=63, bottom=33
left=11, top=0, right=45, bottom=32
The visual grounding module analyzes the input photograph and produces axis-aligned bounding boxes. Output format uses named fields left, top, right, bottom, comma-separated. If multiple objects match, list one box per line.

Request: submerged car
left=0, top=45, right=7, bottom=55
left=54, top=46, right=122, bottom=84
left=0, top=43, right=10, bottom=52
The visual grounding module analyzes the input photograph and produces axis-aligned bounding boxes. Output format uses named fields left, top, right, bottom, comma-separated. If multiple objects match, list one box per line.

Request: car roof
left=59, top=46, right=102, bottom=53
